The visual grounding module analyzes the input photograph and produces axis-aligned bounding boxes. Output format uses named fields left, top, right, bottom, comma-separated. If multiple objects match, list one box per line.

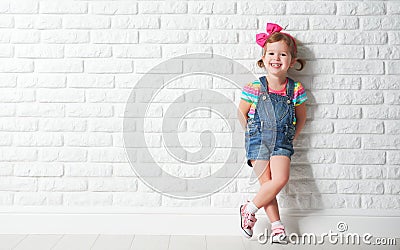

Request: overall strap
left=286, top=77, right=295, bottom=101
left=259, top=76, right=268, bottom=93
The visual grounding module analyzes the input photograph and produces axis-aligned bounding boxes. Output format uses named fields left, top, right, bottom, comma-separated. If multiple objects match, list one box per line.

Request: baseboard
left=0, top=207, right=399, bottom=238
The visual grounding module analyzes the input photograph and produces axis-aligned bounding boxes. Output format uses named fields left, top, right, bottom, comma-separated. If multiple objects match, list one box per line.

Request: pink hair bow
left=256, top=23, right=297, bottom=54
left=256, top=23, right=283, bottom=47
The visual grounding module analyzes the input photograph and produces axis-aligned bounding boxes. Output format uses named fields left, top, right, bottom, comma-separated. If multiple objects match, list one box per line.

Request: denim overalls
left=245, top=76, right=296, bottom=167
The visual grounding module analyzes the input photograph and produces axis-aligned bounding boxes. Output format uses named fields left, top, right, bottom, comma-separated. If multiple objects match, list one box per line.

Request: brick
left=311, top=194, right=360, bottom=209
left=287, top=1, right=335, bottom=15
left=67, top=75, right=114, bottom=88
left=388, top=2, right=400, bottom=15
left=213, top=2, right=236, bottom=14
left=385, top=121, right=400, bottom=135
left=36, top=59, right=83, bottom=73
left=308, top=134, right=360, bottom=149
left=162, top=196, right=210, bottom=207
left=134, top=59, right=182, bottom=74
left=113, top=192, right=161, bottom=206
left=88, top=118, right=124, bottom=132
left=311, top=164, right=362, bottom=179
left=297, top=61, right=334, bottom=76
left=14, top=163, right=63, bottom=177
left=188, top=2, right=213, bottom=14
left=92, top=30, right=138, bottom=44
left=15, top=44, right=63, bottom=58
left=64, top=163, right=112, bottom=177
left=335, top=60, right=384, bottom=75
left=91, top=2, right=137, bottom=15
left=17, top=103, right=65, bottom=118
left=362, top=195, right=400, bottom=209
left=37, top=89, right=84, bottom=103
left=388, top=166, right=400, bottom=179
left=338, top=180, right=384, bottom=194
left=0, top=59, right=33, bottom=73
left=85, top=59, right=133, bottom=73
left=0, top=44, right=13, bottom=57
left=36, top=16, right=62, bottom=29
left=292, top=149, right=335, bottom=164
left=65, top=45, right=112, bottom=58
left=39, top=118, right=86, bottom=132
left=307, top=91, right=333, bottom=104
left=63, top=193, right=112, bottom=206
left=114, top=45, right=161, bottom=58
left=335, top=120, right=383, bottom=134
left=387, top=61, right=400, bottom=75
left=39, top=148, right=87, bottom=162
left=41, top=30, right=89, bottom=44
left=66, top=104, right=113, bottom=118
left=0, top=1, right=38, bottom=14
left=237, top=2, right=285, bottom=15
left=387, top=151, right=400, bottom=165
left=335, top=91, right=383, bottom=105
left=259, top=17, right=309, bottom=32
left=366, top=46, right=400, bottom=60
left=162, top=16, right=208, bottom=30
left=338, top=31, right=387, bottom=45
left=140, top=30, right=187, bottom=44
left=278, top=195, right=311, bottom=209
left=385, top=92, right=400, bottom=105
left=364, top=106, right=400, bottom=120
left=14, top=133, right=63, bottom=147
left=301, top=121, right=333, bottom=134
left=310, top=16, right=358, bottom=30
left=337, top=150, right=385, bottom=165
left=0, top=177, right=37, bottom=191
left=309, top=106, right=337, bottom=119
left=210, top=16, right=257, bottom=30
left=337, top=2, right=385, bottom=15
left=312, top=76, right=361, bottom=90
left=89, top=148, right=128, bottom=163
left=292, top=31, right=337, bottom=44
left=362, top=76, right=400, bottom=90
left=362, top=165, right=387, bottom=179
left=288, top=180, right=336, bottom=194
left=389, top=32, right=400, bottom=45
left=190, top=29, right=239, bottom=43
left=0, top=75, right=16, bottom=87
left=0, top=15, right=13, bottom=28
left=308, top=45, right=364, bottom=59
left=0, top=104, right=15, bottom=116
left=63, top=16, right=110, bottom=29
left=112, top=16, right=159, bottom=29
left=363, top=17, right=400, bottom=31
left=64, top=133, right=113, bottom=147
left=0, top=133, right=12, bottom=146
left=0, top=89, right=34, bottom=102
left=363, top=135, right=400, bottom=150
left=139, top=2, right=187, bottom=14
left=40, top=2, right=87, bottom=14
left=0, top=163, right=13, bottom=176
left=89, top=178, right=137, bottom=192
left=14, top=192, right=62, bottom=206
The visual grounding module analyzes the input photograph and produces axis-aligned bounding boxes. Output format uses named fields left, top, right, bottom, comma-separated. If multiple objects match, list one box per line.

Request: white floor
left=0, top=235, right=398, bottom=250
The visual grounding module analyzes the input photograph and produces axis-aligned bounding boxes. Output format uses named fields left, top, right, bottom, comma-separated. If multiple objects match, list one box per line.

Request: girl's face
left=262, top=40, right=296, bottom=77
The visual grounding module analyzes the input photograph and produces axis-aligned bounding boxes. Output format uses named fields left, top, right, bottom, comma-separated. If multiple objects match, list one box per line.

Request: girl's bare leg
left=251, top=160, right=280, bottom=222
left=252, top=156, right=290, bottom=209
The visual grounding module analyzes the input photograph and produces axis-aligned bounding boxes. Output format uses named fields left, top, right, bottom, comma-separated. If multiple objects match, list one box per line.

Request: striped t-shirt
left=241, top=78, right=307, bottom=124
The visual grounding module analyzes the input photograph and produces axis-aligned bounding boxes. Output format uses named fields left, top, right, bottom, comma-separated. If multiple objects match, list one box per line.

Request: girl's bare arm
left=238, top=100, right=251, bottom=130
left=294, top=103, right=307, bottom=140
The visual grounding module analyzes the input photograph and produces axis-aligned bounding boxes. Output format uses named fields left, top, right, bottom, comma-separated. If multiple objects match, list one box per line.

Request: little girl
left=238, top=23, right=308, bottom=241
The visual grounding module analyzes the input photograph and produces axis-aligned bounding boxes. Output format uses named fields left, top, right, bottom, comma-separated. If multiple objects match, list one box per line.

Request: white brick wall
left=0, top=0, right=399, bottom=211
